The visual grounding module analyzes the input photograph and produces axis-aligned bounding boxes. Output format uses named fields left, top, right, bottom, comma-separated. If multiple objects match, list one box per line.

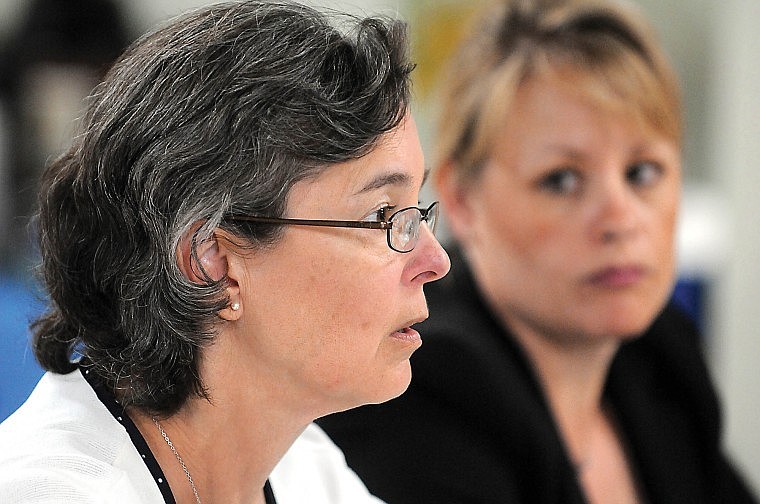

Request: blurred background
left=0, top=0, right=757, bottom=495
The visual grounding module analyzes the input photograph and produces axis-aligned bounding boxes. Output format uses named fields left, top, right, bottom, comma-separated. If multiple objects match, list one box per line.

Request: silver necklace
left=153, top=417, right=202, bottom=504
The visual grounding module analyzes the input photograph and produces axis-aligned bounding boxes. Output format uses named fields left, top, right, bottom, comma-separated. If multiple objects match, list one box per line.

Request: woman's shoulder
left=0, top=370, right=120, bottom=448
left=0, top=371, right=163, bottom=503
left=0, top=464, right=154, bottom=504
left=269, top=423, right=385, bottom=504
left=610, top=303, right=723, bottom=447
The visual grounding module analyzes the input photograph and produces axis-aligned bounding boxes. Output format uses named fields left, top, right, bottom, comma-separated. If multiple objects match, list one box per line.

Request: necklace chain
left=153, top=417, right=202, bottom=504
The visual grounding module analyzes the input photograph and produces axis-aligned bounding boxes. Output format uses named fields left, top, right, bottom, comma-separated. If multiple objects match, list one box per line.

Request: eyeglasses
left=225, top=201, right=440, bottom=253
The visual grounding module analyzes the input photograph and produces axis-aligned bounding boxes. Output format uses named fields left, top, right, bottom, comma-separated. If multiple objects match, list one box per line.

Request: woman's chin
left=348, top=362, right=413, bottom=411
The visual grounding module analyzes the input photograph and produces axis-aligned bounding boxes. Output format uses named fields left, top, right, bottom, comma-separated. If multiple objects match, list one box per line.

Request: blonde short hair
left=436, top=0, right=681, bottom=187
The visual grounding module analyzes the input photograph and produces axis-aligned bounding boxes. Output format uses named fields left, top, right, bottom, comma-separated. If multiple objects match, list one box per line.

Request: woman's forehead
left=321, top=118, right=424, bottom=193
left=529, top=61, right=679, bottom=141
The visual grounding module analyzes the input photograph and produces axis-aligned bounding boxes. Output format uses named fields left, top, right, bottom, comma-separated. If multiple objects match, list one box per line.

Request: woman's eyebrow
left=355, top=167, right=431, bottom=195
left=355, top=171, right=413, bottom=195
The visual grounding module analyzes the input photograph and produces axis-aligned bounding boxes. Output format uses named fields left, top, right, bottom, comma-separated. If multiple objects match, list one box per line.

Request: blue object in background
left=672, top=277, right=706, bottom=333
left=0, top=275, right=45, bottom=422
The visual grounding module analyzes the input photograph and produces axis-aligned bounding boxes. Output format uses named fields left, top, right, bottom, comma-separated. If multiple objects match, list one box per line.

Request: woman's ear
left=177, top=226, right=228, bottom=283
left=177, top=225, right=242, bottom=321
left=434, top=161, right=476, bottom=241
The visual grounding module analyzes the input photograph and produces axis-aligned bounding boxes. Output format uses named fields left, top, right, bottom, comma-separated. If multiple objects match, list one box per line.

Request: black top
left=81, top=364, right=277, bottom=504
left=318, top=246, right=758, bottom=504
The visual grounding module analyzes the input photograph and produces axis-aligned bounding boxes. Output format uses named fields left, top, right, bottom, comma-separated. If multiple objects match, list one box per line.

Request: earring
left=230, top=302, right=240, bottom=311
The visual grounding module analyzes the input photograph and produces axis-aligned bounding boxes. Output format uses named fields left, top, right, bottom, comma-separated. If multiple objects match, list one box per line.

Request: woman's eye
left=627, top=161, right=663, bottom=187
left=538, top=169, right=581, bottom=195
left=364, top=205, right=395, bottom=222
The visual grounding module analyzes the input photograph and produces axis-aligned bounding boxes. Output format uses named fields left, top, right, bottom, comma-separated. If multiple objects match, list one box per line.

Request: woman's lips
left=587, top=266, right=646, bottom=288
left=390, top=326, right=422, bottom=343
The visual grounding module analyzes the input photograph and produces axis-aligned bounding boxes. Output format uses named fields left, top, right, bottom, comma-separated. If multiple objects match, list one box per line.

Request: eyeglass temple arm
left=225, top=215, right=392, bottom=230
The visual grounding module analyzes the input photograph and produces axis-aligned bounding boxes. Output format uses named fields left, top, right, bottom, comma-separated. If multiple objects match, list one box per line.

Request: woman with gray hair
left=0, top=1, right=450, bottom=503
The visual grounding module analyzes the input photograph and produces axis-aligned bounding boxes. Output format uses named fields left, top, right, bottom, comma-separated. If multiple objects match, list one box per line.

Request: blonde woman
left=319, top=0, right=757, bottom=502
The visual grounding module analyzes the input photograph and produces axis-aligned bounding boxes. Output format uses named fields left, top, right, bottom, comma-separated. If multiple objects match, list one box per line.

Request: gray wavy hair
left=32, top=0, right=414, bottom=416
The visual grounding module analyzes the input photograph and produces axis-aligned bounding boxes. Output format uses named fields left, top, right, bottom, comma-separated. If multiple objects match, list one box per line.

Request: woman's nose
left=592, top=178, right=641, bottom=243
left=405, top=224, right=451, bottom=284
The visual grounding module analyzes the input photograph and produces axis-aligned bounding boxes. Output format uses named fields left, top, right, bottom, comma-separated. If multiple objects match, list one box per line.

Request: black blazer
left=318, top=247, right=757, bottom=504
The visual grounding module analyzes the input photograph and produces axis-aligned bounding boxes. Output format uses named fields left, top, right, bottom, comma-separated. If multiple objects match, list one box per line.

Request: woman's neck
left=504, top=315, right=644, bottom=503
left=505, top=315, right=620, bottom=464
left=131, top=347, right=317, bottom=504
left=133, top=394, right=306, bottom=504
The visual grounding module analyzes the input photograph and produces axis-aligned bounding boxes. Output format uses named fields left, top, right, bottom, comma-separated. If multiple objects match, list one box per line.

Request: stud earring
left=230, top=302, right=240, bottom=311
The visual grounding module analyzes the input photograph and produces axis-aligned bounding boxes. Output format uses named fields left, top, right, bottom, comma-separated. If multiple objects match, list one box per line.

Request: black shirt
left=318, top=246, right=758, bottom=504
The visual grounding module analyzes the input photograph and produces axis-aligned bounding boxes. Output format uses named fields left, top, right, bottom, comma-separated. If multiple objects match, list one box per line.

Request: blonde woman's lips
left=587, top=265, right=646, bottom=288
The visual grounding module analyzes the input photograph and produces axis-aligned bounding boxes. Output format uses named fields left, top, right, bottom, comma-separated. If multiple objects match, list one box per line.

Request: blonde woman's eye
left=539, top=169, right=581, bottom=195
left=627, top=161, right=663, bottom=187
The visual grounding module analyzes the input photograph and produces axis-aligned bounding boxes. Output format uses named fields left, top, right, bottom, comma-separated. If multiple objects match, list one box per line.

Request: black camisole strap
left=79, top=363, right=176, bottom=503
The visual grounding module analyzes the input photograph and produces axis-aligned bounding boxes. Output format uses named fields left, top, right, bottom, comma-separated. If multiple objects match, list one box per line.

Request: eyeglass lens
left=388, top=203, right=438, bottom=253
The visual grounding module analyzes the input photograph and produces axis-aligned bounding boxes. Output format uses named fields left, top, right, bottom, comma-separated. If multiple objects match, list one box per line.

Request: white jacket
left=0, top=371, right=384, bottom=503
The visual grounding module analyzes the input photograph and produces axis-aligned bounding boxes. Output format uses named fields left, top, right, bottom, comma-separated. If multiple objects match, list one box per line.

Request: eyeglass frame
left=224, top=201, right=440, bottom=253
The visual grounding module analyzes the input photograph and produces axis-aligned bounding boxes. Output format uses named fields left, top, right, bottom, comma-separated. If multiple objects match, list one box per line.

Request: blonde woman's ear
left=434, top=161, right=475, bottom=242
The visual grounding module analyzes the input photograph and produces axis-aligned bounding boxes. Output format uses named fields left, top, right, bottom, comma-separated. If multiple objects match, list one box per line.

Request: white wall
left=706, top=0, right=760, bottom=495
left=638, top=0, right=760, bottom=494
